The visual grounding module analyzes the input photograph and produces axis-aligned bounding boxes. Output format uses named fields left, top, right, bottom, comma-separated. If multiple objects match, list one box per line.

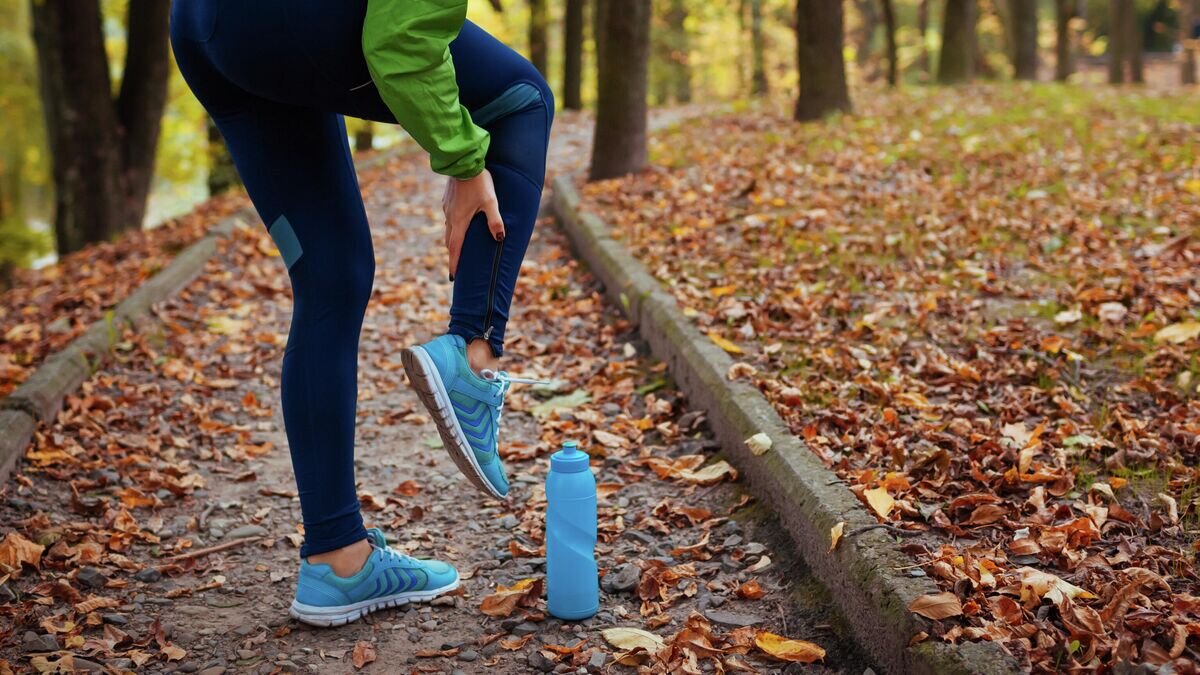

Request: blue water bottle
left=546, top=441, right=599, bottom=620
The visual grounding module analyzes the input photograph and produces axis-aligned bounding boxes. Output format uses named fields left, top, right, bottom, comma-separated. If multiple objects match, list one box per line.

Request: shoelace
left=478, top=370, right=551, bottom=445
left=373, top=541, right=417, bottom=566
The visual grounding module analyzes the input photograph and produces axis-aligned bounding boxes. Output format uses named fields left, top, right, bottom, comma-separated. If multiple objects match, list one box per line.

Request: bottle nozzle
left=562, top=440, right=579, bottom=455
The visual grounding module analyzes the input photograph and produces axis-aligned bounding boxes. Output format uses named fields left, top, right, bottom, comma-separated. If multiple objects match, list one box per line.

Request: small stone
left=71, top=657, right=105, bottom=671
left=600, top=564, right=638, bottom=594
left=101, top=613, right=128, bottom=625
left=510, top=621, right=539, bottom=636
left=452, top=670, right=468, bottom=675
left=621, top=529, right=656, bottom=546
left=237, top=650, right=258, bottom=660
left=23, top=633, right=60, bottom=653
left=0, top=583, right=17, bottom=603
left=720, top=521, right=742, bottom=535
left=457, top=649, right=478, bottom=662
left=601, top=403, right=622, bottom=416
left=498, top=515, right=519, bottom=529
left=107, top=660, right=136, bottom=670
left=419, top=620, right=438, bottom=631
left=721, top=535, right=743, bottom=548
left=588, top=651, right=606, bottom=669
left=233, top=624, right=257, bottom=637
left=225, top=524, right=269, bottom=539
left=178, top=663, right=200, bottom=673
left=704, top=609, right=763, bottom=627
left=76, top=566, right=108, bottom=589
left=742, top=543, right=766, bottom=556
left=430, top=595, right=455, bottom=607
left=528, top=651, right=556, bottom=672
left=135, top=568, right=163, bottom=583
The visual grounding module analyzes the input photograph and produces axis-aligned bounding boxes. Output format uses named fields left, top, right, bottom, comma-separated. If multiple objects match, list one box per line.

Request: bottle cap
left=550, top=441, right=590, bottom=473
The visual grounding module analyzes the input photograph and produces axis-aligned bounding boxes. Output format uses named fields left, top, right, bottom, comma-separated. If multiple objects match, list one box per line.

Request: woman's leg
left=171, top=26, right=373, bottom=563
left=446, top=21, right=556, bottom=358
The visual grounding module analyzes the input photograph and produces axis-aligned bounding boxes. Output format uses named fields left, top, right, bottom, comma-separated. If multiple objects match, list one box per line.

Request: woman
left=170, top=0, right=553, bottom=626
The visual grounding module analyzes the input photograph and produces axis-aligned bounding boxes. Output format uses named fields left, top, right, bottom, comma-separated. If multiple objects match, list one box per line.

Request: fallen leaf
left=907, top=592, right=964, bottom=620
left=753, top=631, right=825, bottom=663
left=0, top=532, right=45, bottom=575
left=1154, top=321, right=1200, bottom=344
left=601, top=626, right=664, bottom=652
left=829, top=522, right=845, bottom=552
left=707, top=332, right=743, bottom=354
left=863, top=487, right=895, bottom=519
left=479, top=578, right=544, bottom=617
left=745, top=432, right=772, bottom=456
left=351, top=641, right=376, bottom=669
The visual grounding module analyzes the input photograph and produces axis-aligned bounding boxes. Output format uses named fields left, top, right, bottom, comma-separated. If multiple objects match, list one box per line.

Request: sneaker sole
left=289, top=576, right=460, bottom=627
left=401, top=345, right=506, bottom=499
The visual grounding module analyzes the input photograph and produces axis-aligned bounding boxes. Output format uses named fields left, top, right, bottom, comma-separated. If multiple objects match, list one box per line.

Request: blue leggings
left=170, top=1, right=554, bottom=557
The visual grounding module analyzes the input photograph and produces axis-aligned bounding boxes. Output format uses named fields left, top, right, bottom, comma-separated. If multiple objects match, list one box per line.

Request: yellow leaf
left=1154, top=321, right=1200, bottom=345
left=601, top=627, right=664, bottom=652
left=907, top=592, right=964, bottom=620
left=479, top=578, right=543, bottom=617
left=829, top=522, right=845, bottom=552
left=753, top=631, right=825, bottom=663
left=707, top=332, right=743, bottom=354
left=1017, top=567, right=1095, bottom=606
left=709, top=285, right=738, bottom=297
left=863, top=487, right=895, bottom=519
left=1184, top=178, right=1200, bottom=195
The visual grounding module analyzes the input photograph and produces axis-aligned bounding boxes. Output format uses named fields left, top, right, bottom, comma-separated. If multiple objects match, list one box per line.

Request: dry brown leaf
left=0, top=532, right=45, bottom=575
left=863, top=487, right=895, bottom=519
left=907, top=592, right=964, bottom=620
left=829, top=522, right=845, bottom=552
left=351, top=641, right=377, bottom=669
left=479, top=578, right=544, bottom=617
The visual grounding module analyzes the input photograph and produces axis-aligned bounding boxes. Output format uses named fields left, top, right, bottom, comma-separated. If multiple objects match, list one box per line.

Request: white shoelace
left=478, top=370, right=551, bottom=445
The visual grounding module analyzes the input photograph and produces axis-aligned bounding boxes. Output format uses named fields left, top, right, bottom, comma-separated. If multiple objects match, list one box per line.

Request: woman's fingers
left=484, top=199, right=505, bottom=242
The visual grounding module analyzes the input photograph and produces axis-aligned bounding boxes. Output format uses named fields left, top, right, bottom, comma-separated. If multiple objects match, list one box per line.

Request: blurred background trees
left=0, top=0, right=1197, bottom=282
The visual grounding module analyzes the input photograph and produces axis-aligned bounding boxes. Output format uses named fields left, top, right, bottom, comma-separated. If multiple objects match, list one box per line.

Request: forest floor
left=0, top=112, right=874, bottom=674
left=581, top=83, right=1200, bottom=672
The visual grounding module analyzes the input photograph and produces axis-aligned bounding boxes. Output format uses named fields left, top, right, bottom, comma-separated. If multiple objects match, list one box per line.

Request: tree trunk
left=354, top=122, right=375, bottom=153
left=854, top=0, right=879, bottom=68
left=563, top=0, right=585, bottom=109
left=938, top=0, right=977, bottom=83
left=1128, top=4, right=1143, bottom=83
left=207, top=116, right=241, bottom=196
left=1010, top=0, right=1039, bottom=79
left=117, top=0, right=171, bottom=232
left=31, top=0, right=170, bottom=256
left=918, top=0, right=931, bottom=74
left=1054, top=0, right=1074, bottom=80
left=667, top=0, right=691, bottom=103
left=881, top=0, right=898, bottom=85
left=1183, top=0, right=1197, bottom=85
left=749, top=0, right=769, bottom=94
left=529, top=0, right=549, bottom=76
left=1108, top=0, right=1129, bottom=82
left=589, top=0, right=650, bottom=180
left=593, top=0, right=609, bottom=94
left=795, top=0, right=852, bottom=120
left=31, top=0, right=123, bottom=256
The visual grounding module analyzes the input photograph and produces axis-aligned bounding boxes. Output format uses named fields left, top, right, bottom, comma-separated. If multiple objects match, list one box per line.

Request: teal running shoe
left=289, top=528, right=459, bottom=627
left=403, top=334, right=543, bottom=499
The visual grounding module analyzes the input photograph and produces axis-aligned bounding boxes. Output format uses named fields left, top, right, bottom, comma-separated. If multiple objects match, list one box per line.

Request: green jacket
left=362, top=0, right=489, bottom=179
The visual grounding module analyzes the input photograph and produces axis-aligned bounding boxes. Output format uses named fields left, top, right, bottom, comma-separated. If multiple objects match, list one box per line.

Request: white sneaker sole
left=401, top=345, right=506, bottom=499
left=289, top=577, right=460, bottom=627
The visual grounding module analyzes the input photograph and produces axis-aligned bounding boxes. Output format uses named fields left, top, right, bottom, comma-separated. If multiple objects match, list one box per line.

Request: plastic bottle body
left=546, top=446, right=598, bottom=620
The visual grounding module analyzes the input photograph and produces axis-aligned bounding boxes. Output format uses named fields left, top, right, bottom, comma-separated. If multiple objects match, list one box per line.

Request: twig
left=198, top=503, right=218, bottom=531
left=845, top=523, right=921, bottom=539
left=162, top=536, right=262, bottom=563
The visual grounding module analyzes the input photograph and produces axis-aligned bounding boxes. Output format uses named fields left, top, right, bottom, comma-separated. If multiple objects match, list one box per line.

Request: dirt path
left=1, top=113, right=872, bottom=674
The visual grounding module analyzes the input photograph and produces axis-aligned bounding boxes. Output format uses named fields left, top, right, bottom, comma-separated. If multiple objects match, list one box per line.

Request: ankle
left=466, top=338, right=500, bottom=376
left=307, top=538, right=371, bottom=578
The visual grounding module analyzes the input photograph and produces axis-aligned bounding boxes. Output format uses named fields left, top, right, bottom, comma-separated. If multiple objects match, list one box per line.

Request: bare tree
left=1108, top=0, right=1141, bottom=83
left=918, top=0, right=931, bottom=75
left=31, top=0, right=171, bottom=255
left=1183, top=0, right=1197, bottom=84
left=563, top=0, right=586, bottom=109
left=938, top=0, right=977, bottom=83
left=589, top=0, right=651, bottom=180
left=748, top=0, right=769, bottom=94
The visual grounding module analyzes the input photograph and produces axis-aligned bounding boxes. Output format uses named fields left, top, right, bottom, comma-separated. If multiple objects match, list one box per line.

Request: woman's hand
left=442, top=169, right=504, bottom=280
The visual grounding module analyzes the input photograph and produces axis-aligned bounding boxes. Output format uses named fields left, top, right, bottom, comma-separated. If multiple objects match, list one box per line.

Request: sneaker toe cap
left=420, top=560, right=459, bottom=587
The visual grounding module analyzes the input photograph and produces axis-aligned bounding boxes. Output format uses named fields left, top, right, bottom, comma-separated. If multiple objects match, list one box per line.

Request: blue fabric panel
left=471, top=82, right=543, bottom=127
left=268, top=214, right=303, bottom=269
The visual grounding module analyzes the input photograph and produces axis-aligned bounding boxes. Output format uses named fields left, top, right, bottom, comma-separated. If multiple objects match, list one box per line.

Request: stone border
left=0, top=146, right=411, bottom=484
left=551, top=175, right=1023, bottom=675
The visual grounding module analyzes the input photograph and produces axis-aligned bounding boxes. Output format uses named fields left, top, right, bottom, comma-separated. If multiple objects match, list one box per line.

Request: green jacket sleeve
left=362, top=0, right=490, bottom=179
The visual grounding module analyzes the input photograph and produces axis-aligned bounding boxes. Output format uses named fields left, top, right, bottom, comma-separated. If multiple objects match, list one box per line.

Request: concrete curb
left=0, top=147, right=410, bottom=484
left=551, top=175, right=1023, bottom=675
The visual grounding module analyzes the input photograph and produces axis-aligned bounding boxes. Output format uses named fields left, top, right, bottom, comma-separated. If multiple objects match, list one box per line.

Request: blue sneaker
left=289, top=528, right=459, bottom=627
left=403, top=334, right=542, bottom=498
